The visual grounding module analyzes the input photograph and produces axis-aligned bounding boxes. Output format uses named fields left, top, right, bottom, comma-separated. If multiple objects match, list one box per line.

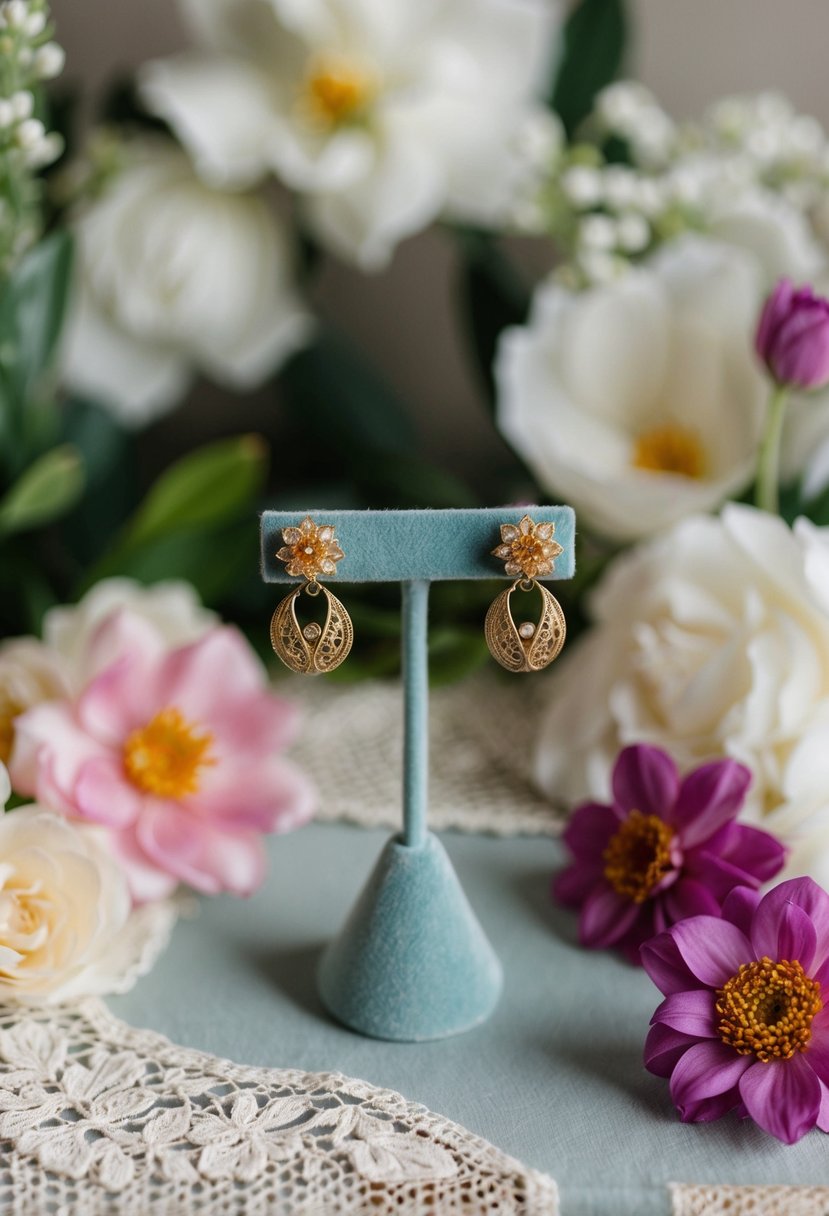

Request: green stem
left=755, top=384, right=789, bottom=515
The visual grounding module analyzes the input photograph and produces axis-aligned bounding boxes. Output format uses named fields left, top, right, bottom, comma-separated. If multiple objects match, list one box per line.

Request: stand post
left=402, top=581, right=429, bottom=849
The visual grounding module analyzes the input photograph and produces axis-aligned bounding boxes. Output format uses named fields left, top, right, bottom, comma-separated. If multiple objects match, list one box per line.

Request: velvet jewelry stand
left=260, top=508, right=576, bottom=1041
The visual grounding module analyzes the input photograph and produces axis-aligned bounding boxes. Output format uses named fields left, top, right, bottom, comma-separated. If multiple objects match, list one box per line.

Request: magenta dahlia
left=642, top=877, right=829, bottom=1144
left=553, top=744, right=785, bottom=963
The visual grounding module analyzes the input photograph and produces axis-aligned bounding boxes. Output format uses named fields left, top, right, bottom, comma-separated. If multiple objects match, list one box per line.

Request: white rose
left=495, top=235, right=766, bottom=541
left=534, top=504, right=829, bottom=883
left=0, top=639, right=69, bottom=765
left=44, top=577, right=217, bottom=689
left=62, top=140, right=313, bottom=425
left=0, top=807, right=176, bottom=1004
left=139, top=0, right=559, bottom=269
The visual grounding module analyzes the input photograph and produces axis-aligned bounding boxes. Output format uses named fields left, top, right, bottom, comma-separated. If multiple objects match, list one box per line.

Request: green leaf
left=0, top=444, right=84, bottom=535
left=427, top=626, right=491, bottom=685
left=280, top=325, right=418, bottom=458
left=59, top=398, right=137, bottom=566
left=347, top=451, right=480, bottom=508
left=125, top=434, right=268, bottom=549
left=0, top=230, right=74, bottom=409
left=455, top=229, right=530, bottom=407
left=550, top=0, right=628, bottom=137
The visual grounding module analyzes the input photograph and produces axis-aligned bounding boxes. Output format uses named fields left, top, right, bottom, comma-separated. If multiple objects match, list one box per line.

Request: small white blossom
left=601, top=165, right=639, bottom=210
left=579, top=213, right=617, bottom=251
left=15, top=116, right=44, bottom=148
left=23, top=9, right=45, bottom=36
left=0, top=99, right=14, bottom=128
left=3, top=1, right=29, bottom=30
left=616, top=211, right=650, bottom=253
left=34, top=41, right=65, bottom=80
left=11, top=89, right=33, bottom=120
left=561, top=164, right=603, bottom=208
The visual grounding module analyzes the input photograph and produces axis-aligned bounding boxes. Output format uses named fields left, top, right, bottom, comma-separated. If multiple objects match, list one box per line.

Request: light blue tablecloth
left=111, top=823, right=829, bottom=1215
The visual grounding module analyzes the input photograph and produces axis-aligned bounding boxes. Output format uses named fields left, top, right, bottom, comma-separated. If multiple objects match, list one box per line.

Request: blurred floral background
left=5, top=0, right=829, bottom=987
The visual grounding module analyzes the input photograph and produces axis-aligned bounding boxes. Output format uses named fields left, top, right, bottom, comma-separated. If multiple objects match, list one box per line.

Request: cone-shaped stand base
left=318, top=832, right=502, bottom=1041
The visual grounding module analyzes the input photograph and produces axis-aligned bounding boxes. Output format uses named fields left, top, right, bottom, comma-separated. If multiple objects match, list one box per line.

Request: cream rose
left=534, top=505, right=829, bottom=883
left=495, top=236, right=767, bottom=541
left=0, top=806, right=175, bottom=1004
left=0, top=639, right=68, bottom=765
left=62, top=139, right=312, bottom=425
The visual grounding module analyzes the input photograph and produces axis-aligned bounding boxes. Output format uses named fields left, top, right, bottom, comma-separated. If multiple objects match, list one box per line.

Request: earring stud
left=270, top=516, right=353, bottom=674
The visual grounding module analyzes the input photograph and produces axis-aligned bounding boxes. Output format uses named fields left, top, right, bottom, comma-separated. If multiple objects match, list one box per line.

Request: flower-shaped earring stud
left=270, top=516, right=353, bottom=674
left=485, top=515, right=566, bottom=672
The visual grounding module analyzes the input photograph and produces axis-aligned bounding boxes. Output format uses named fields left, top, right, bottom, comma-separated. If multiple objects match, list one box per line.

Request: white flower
left=62, top=140, right=312, bottom=426
left=139, top=0, right=559, bottom=269
left=0, top=807, right=175, bottom=1003
left=43, top=577, right=217, bottom=688
left=706, top=186, right=826, bottom=284
left=495, top=235, right=766, bottom=541
left=0, top=640, right=68, bottom=765
left=534, top=505, right=829, bottom=884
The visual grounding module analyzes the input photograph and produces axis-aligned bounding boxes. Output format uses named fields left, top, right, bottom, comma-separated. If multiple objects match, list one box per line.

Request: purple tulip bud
left=755, top=278, right=829, bottom=390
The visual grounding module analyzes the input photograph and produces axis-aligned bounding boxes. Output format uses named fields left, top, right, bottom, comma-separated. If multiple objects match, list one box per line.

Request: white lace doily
left=670, top=1184, right=829, bottom=1215
left=288, top=673, right=563, bottom=837
left=0, top=999, right=559, bottom=1215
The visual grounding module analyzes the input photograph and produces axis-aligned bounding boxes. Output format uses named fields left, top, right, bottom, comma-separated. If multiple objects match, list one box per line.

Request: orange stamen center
left=303, top=56, right=375, bottom=128
left=632, top=424, right=707, bottom=478
left=716, top=957, right=822, bottom=1062
left=603, top=810, right=675, bottom=903
left=123, top=707, right=215, bottom=799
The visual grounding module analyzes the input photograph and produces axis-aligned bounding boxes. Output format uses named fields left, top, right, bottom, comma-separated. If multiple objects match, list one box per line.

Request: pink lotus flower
left=553, top=745, right=785, bottom=964
left=755, top=278, right=829, bottom=390
left=642, top=877, right=829, bottom=1144
left=10, top=610, right=315, bottom=902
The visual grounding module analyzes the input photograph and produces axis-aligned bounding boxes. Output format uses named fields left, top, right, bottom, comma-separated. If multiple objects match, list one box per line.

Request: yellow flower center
left=716, top=958, right=823, bottom=1062
left=603, top=810, right=676, bottom=903
left=508, top=534, right=547, bottom=578
left=632, top=424, right=707, bottom=479
left=288, top=534, right=330, bottom=578
left=123, top=707, right=215, bottom=799
left=0, top=694, right=22, bottom=764
left=302, top=55, right=375, bottom=128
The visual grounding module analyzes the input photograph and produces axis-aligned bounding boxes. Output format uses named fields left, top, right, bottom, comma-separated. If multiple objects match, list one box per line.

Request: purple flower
left=553, top=745, right=785, bottom=964
left=755, top=278, right=829, bottom=390
left=642, top=877, right=829, bottom=1144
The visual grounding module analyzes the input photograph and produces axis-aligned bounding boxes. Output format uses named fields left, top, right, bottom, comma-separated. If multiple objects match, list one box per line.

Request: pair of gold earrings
left=269, top=514, right=566, bottom=675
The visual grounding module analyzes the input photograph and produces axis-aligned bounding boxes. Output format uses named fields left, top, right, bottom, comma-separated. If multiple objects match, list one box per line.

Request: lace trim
left=670, top=1184, right=829, bottom=1215
left=289, top=673, right=563, bottom=837
left=0, top=999, right=559, bottom=1214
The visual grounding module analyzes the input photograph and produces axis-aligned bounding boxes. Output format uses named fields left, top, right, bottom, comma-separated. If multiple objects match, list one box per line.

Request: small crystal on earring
left=303, top=622, right=322, bottom=642
left=518, top=622, right=536, bottom=639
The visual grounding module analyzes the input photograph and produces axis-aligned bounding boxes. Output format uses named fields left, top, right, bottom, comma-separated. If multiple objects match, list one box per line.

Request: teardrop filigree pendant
left=484, top=578, right=566, bottom=673
left=270, top=581, right=354, bottom=674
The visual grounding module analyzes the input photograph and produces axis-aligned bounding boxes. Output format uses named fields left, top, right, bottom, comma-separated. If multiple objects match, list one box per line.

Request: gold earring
left=270, top=516, right=353, bottom=674
left=485, top=514, right=566, bottom=673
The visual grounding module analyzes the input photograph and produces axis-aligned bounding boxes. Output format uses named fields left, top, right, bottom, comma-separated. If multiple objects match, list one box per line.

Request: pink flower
left=553, top=745, right=785, bottom=964
left=9, top=610, right=315, bottom=902
left=755, top=278, right=829, bottom=390
left=642, top=877, right=829, bottom=1144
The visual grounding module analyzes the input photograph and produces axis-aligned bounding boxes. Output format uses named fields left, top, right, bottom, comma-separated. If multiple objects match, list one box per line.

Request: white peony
left=496, top=235, right=767, bottom=541
left=534, top=504, right=829, bottom=884
left=0, top=806, right=176, bottom=1004
left=44, top=577, right=217, bottom=688
left=139, top=0, right=558, bottom=269
left=62, top=140, right=312, bottom=425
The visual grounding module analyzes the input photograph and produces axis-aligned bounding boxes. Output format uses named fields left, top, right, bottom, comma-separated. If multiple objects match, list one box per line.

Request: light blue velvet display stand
left=260, top=508, right=576, bottom=1041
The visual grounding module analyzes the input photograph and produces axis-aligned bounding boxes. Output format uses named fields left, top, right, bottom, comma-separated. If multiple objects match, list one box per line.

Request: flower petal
left=805, top=1011, right=829, bottom=1087
left=611, top=745, right=679, bottom=819
left=720, top=886, right=762, bottom=938
left=578, top=885, right=639, bottom=949
left=662, top=878, right=721, bottom=924
left=669, top=1040, right=751, bottom=1120
left=75, top=757, right=143, bottom=829
left=669, top=760, right=751, bottom=848
left=644, top=1023, right=702, bottom=1078
left=561, top=802, right=620, bottom=863
left=551, top=862, right=603, bottom=909
left=670, top=917, right=752, bottom=987
left=739, top=1055, right=822, bottom=1144
left=719, top=824, right=787, bottom=885
left=818, top=1081, right=829, bottom=1133
left=641, top=932, right=700, bottom=996
left=651, top=989, right=717, bottom=1038
left=752, top=880, right=824, bottom=971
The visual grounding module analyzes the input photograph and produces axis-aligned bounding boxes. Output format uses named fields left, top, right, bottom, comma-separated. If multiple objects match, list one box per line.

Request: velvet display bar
left=260, top=506, right=576, bottom=583
left=260, top=507, right=575, bottom=1041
